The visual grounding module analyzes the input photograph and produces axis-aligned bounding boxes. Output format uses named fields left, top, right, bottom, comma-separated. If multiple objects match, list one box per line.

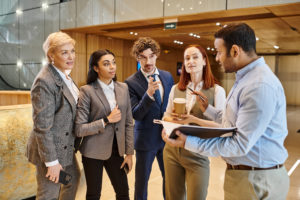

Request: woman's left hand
left=170, top=113, right=196, bottom=125
left=120, top=154, right=133, bottom=174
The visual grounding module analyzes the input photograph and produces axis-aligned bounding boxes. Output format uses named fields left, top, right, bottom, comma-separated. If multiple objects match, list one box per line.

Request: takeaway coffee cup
left=173, top=98, right=186, bottom=115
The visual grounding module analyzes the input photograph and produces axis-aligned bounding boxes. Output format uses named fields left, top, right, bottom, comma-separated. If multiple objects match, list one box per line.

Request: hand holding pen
left=187, top=87, right=209, bottom=112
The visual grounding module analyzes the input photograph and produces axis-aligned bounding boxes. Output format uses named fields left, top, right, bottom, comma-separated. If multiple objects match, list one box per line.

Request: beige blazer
left=75, top=81, right=134, bottom=160
left=26, top=64, right=77, bottom=167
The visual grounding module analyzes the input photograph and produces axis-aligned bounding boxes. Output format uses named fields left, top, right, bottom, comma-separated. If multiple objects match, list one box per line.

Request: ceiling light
left=17, top=60, right=23, bottom=68
left=42, top=3, right=49, bottom=9
left=190, top=7, right=193, bottom=10
left=189, top=33, right=193, bottom=36
left=130, top=32, right=133, bottom=35
left=16, top=9, right=23, bottom=15
left=256, top=37, right=259, bottom=41
left=216, top=22, right=221, bottom=26
left=223, top=24, right=227, bottom=28
left=211, top=48, right=215, bottom=51
left=196, top=35, right=200, bottom=38
left=42, top=58, right=47, bottom=66
left=181, top=8, right=184, bottom=11
left=199, top=1, right=202, bottom=5
left=207, top=47, right=210, bottom=50
left=167, top=3, right=170, bottom=6
left=273, top=45, right=279, bottom=49
left=134, top=32, right=138, bottom=36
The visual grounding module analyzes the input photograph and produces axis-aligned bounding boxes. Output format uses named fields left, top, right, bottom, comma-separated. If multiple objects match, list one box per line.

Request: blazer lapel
left=136, top=70, right=148, bottom=92
left=48, top=64, right=77, bottom=117
left=93, top=81, right=111, bottom=115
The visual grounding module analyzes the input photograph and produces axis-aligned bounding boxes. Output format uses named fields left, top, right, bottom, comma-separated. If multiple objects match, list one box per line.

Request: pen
left=187, top=87, right=206, bottom=101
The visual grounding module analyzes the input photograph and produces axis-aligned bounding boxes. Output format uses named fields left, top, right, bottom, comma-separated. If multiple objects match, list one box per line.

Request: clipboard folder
left=154, top=119, right=237, bottom=139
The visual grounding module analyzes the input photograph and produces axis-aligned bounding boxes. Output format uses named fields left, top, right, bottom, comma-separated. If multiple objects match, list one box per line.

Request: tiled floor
left=76, top=106, right=300, bottom=200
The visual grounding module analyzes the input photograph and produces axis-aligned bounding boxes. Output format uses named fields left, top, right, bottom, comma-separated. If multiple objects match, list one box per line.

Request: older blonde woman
left=26, top=31, right=80, bottom=200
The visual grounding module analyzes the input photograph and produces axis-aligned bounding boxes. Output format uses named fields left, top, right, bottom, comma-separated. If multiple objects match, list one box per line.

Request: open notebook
left=154, top=119, right=237, bottom=139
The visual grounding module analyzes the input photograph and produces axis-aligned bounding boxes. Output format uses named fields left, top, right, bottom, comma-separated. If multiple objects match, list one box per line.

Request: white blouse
left=164, top=81, right=226, bottom=117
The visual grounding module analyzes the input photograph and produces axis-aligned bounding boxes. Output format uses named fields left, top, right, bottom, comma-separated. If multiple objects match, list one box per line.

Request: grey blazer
left=26, top=64, right=77, bottom=167
left=75, top=81, right=134, bottom=160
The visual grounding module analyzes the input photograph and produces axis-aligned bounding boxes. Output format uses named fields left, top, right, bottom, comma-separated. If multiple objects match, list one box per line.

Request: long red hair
left=178, top=44, right=218, bottom=91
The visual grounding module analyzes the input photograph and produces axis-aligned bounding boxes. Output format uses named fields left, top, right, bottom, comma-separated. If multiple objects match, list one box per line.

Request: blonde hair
left=43, top=31, right=75, bottom=62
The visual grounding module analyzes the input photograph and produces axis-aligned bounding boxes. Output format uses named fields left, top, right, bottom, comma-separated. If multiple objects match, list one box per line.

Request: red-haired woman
left=163, top=45, right=226, bottom=200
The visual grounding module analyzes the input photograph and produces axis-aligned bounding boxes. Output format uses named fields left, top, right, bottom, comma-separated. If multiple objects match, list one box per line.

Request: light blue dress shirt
left=185, top=57, right=288, bottom=167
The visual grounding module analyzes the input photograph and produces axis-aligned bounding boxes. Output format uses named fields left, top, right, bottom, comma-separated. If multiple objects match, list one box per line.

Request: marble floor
left=75, top=106, right=300, bottom=200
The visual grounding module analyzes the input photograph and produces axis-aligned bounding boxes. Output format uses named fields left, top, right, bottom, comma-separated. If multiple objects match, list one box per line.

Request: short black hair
left=214, top=23, right=256, bottom=56
left=87, top=49, right=116, bottom=84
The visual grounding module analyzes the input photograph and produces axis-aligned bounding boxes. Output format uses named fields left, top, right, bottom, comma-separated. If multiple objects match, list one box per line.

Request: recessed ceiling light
left=42, top=3, right=49, bottom=9
left=211, top=48, right=215, bottom=51
left=274, top=45, right=279, bottom=49
left=134, top=32, right=138, bottom=36
left=16, top=9, right=23, bottom=15
left=216, top=22, right=221, bottom=26
left=207, top=47, right=210, bottom=50
left=256, top=37, right=259, bottom=41
left=130, top=32, right=133, bottom=35
left=17, top=60, right=23, bottom=68
left=189, top=33, right=193, bottom=36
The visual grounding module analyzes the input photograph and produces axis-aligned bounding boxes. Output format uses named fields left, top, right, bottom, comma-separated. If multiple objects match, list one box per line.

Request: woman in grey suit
left=75, top=49, right=134, bottom=200
left=26, top=31, right=80, bottom=200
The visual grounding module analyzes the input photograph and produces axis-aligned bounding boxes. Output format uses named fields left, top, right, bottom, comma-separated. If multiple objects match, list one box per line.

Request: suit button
left=64, top=146, right=67, bottom=149
left=66, top=132, right=69, bottom=136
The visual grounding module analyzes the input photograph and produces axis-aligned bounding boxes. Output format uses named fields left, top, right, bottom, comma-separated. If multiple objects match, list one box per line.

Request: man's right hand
left=45, top=163, right=63, bottom=184
left=107, top=105, right=121, bottom=123
left=146, top=76, right=160, bottom=97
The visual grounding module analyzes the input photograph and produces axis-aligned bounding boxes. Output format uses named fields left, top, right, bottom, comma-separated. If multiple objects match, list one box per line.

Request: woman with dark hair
left=162, top=45, right=226, bottom=200
left=75, top=49, right=134, bottom=200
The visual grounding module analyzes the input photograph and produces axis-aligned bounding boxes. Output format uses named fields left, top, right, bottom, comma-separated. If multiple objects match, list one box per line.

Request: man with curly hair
left=125, top=37, right=174, bottom=200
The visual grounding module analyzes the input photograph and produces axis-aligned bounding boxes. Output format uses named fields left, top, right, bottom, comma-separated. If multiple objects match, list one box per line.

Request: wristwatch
left=103, top=116, right=109, bottom=124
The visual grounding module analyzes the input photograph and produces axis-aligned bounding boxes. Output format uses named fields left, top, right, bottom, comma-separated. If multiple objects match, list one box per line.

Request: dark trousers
left=134, top=148, right=165, bottom=200
left=82, top=138, right=129, bottom=200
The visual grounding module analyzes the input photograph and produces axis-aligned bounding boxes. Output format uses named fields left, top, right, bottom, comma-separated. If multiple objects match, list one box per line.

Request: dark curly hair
left=131, top=37, right=160, bottom=59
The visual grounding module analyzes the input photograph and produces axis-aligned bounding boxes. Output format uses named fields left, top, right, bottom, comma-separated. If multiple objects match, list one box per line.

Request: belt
left=226, top=163, right=283, bottom=170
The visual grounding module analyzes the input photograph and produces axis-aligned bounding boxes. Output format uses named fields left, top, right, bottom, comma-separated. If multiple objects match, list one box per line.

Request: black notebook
left=154, top=119, right=237, bottom=139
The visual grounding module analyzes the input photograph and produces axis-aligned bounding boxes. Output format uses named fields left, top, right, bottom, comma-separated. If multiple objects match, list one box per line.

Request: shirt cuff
left=147, top=92, right=155, bottom=101
left=184, top=136, right=201, bottom=154
left=101, top=119, right=106, bottom=128
left=45, top=160, right=59, bottom=167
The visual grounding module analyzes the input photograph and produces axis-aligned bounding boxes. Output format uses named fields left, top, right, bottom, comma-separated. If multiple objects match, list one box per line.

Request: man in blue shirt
left=162, top=23, right=289, bottom=200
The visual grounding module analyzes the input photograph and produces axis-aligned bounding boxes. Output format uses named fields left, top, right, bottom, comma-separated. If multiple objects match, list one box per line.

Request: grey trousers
left=35, top=154, right=80, bottom=200
left=224, top=166, right=289, bottom=200
left=163, top=144, right=210, bottom=200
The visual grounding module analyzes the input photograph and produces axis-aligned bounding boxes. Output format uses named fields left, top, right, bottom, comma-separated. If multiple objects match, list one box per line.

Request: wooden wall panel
left=0, top=91, right=31, bottom=106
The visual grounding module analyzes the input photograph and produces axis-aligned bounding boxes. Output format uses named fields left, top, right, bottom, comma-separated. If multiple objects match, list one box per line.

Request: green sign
left=164, top=22, right=177, bottom=29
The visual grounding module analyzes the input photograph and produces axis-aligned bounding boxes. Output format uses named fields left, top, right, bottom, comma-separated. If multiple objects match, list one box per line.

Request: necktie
left=149, top=74, right=162, bottom=105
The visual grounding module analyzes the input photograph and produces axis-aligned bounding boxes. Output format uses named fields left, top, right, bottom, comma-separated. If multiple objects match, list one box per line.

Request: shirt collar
left=98, top=78, right=114, bottom=91
left=53, top=65, right=71, bottom=81
left=141, top=67, right=160, bottom=79
left=235, top=57, right=265, bottom=82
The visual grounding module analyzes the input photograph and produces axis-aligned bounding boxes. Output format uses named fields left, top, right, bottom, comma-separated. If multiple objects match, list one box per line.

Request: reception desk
left=0, top=104, right=36, bottom=199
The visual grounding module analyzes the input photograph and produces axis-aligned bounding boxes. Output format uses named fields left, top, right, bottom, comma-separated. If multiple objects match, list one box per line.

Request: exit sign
left=164, top=22, right=177, bottom=29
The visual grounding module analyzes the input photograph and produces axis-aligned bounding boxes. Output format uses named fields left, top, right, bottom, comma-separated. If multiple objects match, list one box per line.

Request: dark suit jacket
left=125, top=69, right=174, bottom=151
left=26, top=64, right=77, bottom=167
left=74, top=81, right=134, bottom=160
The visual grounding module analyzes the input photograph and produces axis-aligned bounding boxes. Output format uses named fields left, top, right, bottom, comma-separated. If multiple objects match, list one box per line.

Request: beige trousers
left=163, top=144, right=210, bottom=200
left=224, top=166, right=289, bottom=200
